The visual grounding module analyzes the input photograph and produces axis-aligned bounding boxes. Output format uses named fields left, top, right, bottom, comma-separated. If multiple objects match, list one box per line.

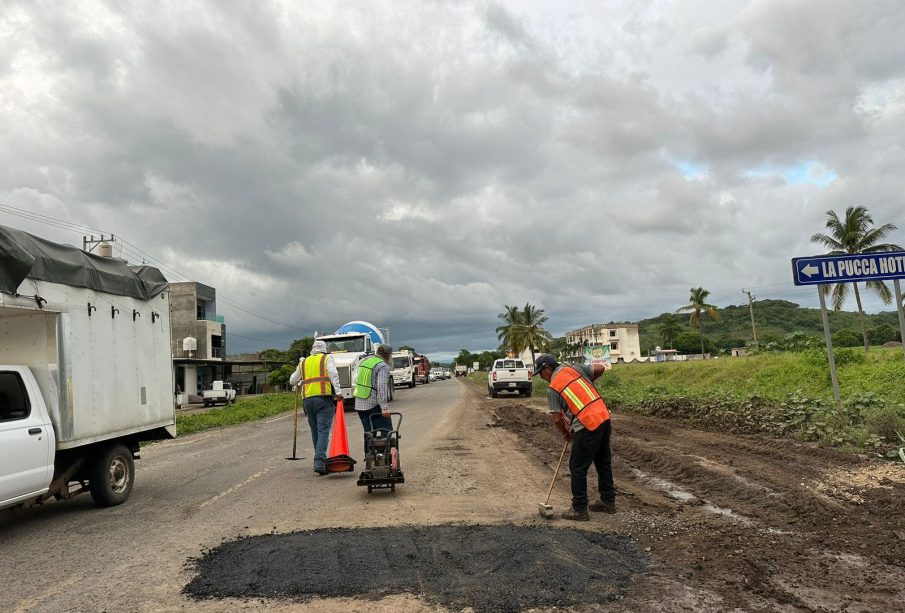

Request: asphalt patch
left=184, top=524, right=647, bottom=612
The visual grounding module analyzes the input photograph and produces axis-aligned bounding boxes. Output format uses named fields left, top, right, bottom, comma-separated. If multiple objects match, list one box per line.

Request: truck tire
left=490, top=387, right=498, bottom=398
left=88, top=443, right=135, bottom=507
left=409, top=376, right=415, bottom=389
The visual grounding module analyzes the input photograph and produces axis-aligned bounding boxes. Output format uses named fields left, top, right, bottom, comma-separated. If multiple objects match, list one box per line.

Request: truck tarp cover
left=0, top=224, right=168, bottom=300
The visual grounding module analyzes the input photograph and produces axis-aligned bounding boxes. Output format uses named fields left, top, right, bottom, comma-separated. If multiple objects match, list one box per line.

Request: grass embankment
left=176, top=392, right=295, bottom=436
left=471, top=349, right=905, bottom=453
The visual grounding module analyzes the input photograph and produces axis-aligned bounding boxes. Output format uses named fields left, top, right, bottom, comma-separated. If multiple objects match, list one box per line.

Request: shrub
left=863, top=404, right=905, bottom=442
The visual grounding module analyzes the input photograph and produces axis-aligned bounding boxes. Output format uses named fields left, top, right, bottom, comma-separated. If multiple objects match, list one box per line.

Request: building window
left=609, top=330, right=617, bottom=338
left=610, top=341, right=619, bottom=351
left=211, top=335, right=223, bottom=358
left=197, top=301, right=206, bottom=321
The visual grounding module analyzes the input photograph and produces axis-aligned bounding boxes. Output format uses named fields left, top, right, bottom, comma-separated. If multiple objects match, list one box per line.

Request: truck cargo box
left=0, top=225, right=174, bottom=449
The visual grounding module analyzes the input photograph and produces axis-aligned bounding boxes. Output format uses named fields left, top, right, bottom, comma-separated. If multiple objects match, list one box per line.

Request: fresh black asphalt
left=184, top=523, right=647, bottom=612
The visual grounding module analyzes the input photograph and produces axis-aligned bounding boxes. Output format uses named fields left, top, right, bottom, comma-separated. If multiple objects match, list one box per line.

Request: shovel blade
left=538, top=503, right=554, bottom=518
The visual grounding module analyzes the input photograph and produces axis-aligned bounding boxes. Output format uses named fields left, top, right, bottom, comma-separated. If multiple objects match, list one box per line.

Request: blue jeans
left=357, top=407, right=392, bottom=454
left=304, top=396, right=335, bottom=471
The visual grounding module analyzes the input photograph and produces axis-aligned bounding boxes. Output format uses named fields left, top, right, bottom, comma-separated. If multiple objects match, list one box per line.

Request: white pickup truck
left=202, top=381, right=236, bottom=406
left=0, top=225, right=174, bottom=513
left=488, top=358, right=533, bottom=398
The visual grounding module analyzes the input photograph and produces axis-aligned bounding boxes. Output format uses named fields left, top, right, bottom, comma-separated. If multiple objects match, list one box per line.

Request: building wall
left=565, top=323, right=642, bottom=363
left=169, top=281, right=225, bottom=360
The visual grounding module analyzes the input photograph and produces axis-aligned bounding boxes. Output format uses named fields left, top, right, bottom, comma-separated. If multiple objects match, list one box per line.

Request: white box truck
left=391, top=350, right=416, bottom=388
left=0, top=225, right=174, bottom=512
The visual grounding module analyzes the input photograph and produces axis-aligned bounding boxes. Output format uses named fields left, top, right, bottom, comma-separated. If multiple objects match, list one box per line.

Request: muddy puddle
left=184, top=524, right=648, bottom=612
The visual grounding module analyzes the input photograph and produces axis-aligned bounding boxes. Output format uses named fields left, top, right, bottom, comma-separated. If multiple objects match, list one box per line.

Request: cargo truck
left=391, top=350, right=416, bottom=388
left=0, top=225, right=174, bottom=512
left=412, top=354, right=431, bottom=384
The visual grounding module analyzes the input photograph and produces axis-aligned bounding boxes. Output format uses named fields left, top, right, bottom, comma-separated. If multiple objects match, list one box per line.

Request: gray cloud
left=1, top=0, right=904, bottom=359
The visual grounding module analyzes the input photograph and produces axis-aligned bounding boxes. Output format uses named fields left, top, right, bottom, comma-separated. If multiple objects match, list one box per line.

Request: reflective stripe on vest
left=301, top=354, right=332, bottom=398
left=549, top=365, right=610, bottom=431
left=353, top=356, right=384, bottom=399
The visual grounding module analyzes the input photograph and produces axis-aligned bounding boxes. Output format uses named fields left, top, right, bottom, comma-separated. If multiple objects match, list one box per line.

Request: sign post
left=792, top=251, right=905, bottom=414
left=816, top=289, right=843, bottom=414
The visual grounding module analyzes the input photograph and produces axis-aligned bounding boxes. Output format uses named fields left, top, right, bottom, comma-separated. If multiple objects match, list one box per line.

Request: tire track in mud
left=483, top=392, right=905, bottom=612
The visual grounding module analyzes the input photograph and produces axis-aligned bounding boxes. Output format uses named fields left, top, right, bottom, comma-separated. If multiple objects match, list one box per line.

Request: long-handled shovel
left=538, top=439, right=570, bottom=518
left=286, top=384, right=302, bottom=461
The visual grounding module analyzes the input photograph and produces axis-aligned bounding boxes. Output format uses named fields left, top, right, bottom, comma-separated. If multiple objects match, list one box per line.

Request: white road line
left=199, top=466, right=275, bottom=509
left=266, top=413, right=294, bottom=423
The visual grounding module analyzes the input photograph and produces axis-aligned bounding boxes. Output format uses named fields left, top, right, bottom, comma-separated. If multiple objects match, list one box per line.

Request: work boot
left=561, top=507, right=590, bottom=521
left=589, top=500, right=617, bottom=514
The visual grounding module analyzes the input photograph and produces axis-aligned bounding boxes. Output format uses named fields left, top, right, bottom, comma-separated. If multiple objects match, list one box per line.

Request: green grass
left=473, top=349, right=905, bottom=453
left=176, top=392, right=295, bottom=436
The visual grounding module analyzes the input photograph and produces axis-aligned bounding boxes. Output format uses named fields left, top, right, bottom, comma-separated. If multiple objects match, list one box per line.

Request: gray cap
left=376, top=344, right=393, bottom=356
left=533, top=354, right=558, bottom=377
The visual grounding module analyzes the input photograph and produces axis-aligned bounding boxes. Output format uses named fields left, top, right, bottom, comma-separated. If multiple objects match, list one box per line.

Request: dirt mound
left=482, top=391, right=905, bottom=611
left=184, top=524, right=647, bottom=612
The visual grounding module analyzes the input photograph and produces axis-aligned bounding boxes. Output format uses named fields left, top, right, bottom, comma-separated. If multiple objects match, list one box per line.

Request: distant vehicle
left=455, top=364, right=468, bottom=377
left=428, top=371, right=438, bottom=382
left=412, top=354, right=431, bottom=384
left=430, top=368, right=444, bottom=381
left=0, top=225, right=174, bottom=512
left=488, top=358, right=532, bottom=398
left=443, top=369, right=451, bottom=379
left=392, top=351, right=416, bottom=388
left=202, top=381, right=236, bottom=407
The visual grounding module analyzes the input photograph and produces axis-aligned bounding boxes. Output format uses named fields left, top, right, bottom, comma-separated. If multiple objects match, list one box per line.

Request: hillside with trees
left=639, top=300, right=902, bottom=354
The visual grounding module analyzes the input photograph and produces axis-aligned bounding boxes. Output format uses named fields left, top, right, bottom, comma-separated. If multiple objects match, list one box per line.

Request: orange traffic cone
left=324, top=398, right=356, bottom=473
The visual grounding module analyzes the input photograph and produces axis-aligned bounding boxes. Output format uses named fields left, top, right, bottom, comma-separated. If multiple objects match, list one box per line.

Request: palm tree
left=520, top=302, right=553, bottom=366
left=811, top=206, right=902, bottom=351
left=677, top=287, right=720, bottom=357
left=656, top=314, right=683, bottom=349
left=496, top=305, right=525, bottom=356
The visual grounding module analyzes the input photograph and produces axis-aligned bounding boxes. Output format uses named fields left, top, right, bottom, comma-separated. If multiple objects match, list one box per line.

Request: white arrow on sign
left=800, top=264, right=819, bottom=277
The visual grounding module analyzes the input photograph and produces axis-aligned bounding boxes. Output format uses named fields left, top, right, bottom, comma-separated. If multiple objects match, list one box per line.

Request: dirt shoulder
left=476, top=380, right=905, bottom=612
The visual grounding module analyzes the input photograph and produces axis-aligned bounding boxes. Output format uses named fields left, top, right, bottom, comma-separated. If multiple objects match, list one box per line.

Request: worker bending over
left=289, top=339, right=342, bottom=475
left=353, top=343, right=393, bottom=451
left=533, top=354, right=616, bottom=521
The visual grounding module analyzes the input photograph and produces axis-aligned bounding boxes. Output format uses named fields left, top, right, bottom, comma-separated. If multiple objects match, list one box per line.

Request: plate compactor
left=357, top=412, right=405, bottom=493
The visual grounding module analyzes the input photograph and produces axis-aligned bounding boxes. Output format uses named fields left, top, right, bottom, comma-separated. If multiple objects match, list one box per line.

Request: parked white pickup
left=202, top=381, right=236, bottom=407
left=487, top=359, right=533, bottom=398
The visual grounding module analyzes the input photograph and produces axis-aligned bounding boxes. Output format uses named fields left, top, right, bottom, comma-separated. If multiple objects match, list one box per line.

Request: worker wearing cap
left=352, top=344, right=393, bottom=451
left=533, top=353, right=615, bottom=520
left=289, top=339, right=343, bottom=475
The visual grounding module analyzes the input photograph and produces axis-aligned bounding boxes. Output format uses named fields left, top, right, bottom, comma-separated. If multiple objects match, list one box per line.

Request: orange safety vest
left=549, top=365, right=610, bottom=431
left=300, top=354, right=333, bottom=398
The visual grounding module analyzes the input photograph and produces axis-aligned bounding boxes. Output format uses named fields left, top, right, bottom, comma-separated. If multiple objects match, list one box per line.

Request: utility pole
left=741, top=289, right=757, bottom=342
left=82, top=234, right=115, bottom=253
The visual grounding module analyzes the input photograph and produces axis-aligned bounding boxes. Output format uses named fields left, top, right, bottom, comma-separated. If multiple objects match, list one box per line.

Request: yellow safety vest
left=300, top=354, right=333, bottom=398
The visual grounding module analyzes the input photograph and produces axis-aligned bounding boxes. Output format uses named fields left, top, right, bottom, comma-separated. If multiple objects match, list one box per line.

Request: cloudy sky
left=2, top=0, right=904, bottom=360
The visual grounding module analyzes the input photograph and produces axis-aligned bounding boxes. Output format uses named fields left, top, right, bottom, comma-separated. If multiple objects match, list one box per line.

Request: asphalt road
left=0, top=379, right=481, bottom=612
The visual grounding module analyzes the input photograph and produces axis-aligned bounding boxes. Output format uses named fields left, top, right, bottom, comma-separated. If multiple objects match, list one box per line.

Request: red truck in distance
left=412, top=354, right=431, bottom=384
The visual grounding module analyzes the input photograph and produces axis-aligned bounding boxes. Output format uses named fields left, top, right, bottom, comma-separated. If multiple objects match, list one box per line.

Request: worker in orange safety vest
left=533, top=353, right=615, bottom=521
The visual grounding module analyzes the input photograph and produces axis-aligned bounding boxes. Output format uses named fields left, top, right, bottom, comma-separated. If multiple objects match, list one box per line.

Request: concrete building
left=565, top=322, right=642, bottom=364
left=170, top=282, right=226, bottom=396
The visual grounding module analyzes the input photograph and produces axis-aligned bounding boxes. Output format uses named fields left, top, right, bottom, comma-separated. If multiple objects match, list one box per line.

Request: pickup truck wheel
left=88, top=443, right=135, bottom=507
left=490, top=388, right=498, bottom=398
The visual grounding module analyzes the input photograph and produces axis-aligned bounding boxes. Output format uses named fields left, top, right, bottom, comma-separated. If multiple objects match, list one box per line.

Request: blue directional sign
left=792, top=252, right=905, bottom=286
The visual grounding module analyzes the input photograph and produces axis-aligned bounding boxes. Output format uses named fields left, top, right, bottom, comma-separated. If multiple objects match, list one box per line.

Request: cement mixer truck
left=315, top=321, right=392, bottom=404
